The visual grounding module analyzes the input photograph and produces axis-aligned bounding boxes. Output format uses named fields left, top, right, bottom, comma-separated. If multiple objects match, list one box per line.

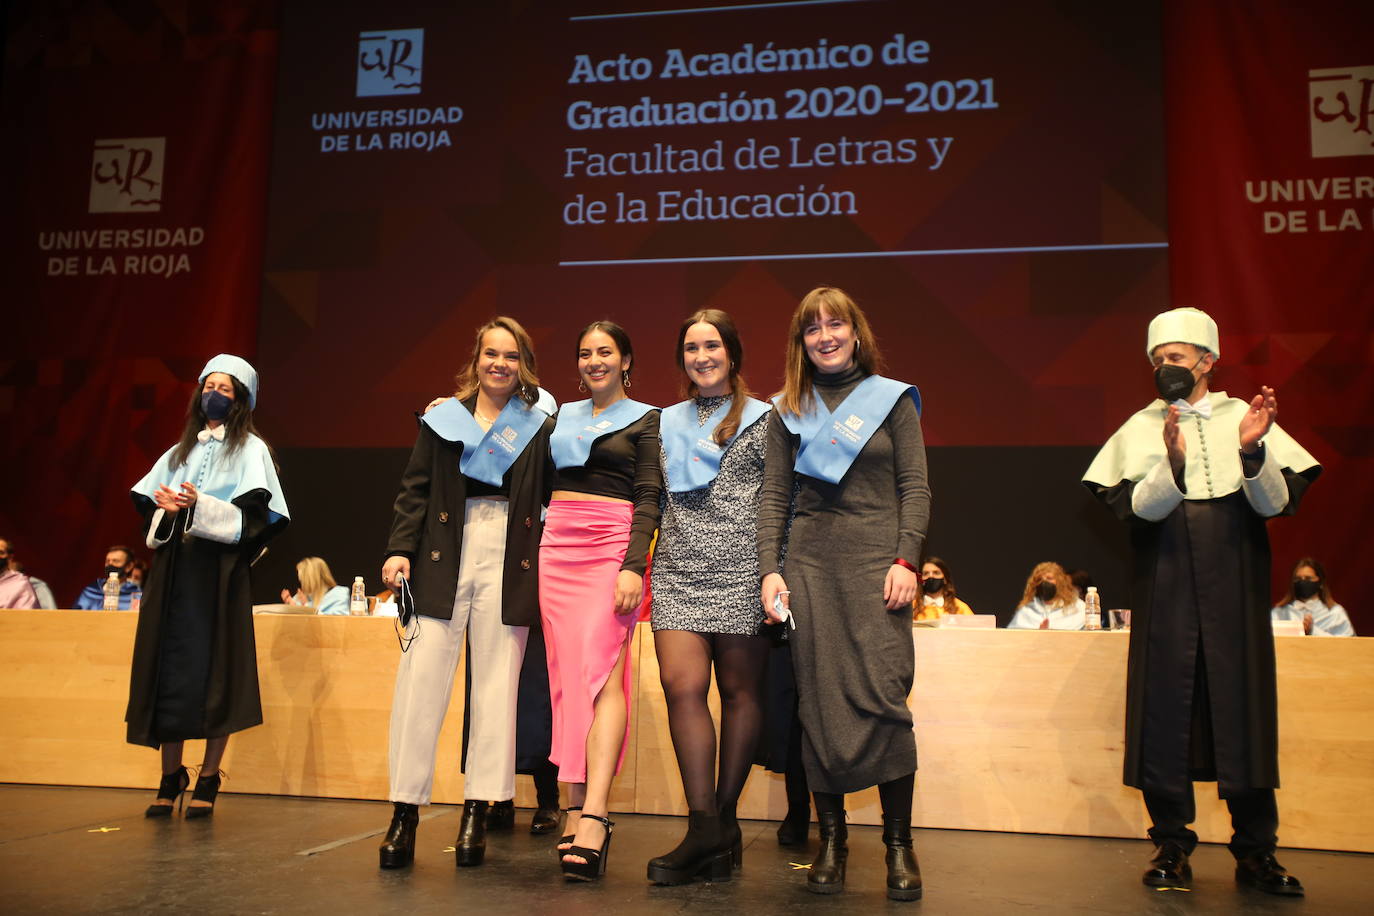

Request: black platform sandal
left=555, top=805, right=582, bottom=858
left=561, top=813, right=613, bottom=882
left=185, top=769, right=223, bottom=819
left=145, top=766, right=190, bottom=818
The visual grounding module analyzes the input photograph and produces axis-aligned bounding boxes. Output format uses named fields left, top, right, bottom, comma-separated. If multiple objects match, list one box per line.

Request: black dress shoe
left=379, top=803, right=419, bottom=869
left=1235, top=852, right=1304, bottom=896
left=486, top=800, right=515, bottom=832
left=530, top=806, right=561, bottom=835
left=1142, top=842, right=1192, bottom=887
left=455, top=800, right=488, bottom=867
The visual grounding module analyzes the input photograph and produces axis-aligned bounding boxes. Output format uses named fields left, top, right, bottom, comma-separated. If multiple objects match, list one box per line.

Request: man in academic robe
left=1083, top=308, right=1319, bottom=897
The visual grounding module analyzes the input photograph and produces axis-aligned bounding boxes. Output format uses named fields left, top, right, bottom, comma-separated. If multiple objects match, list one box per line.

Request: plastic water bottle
left=102, top=572, right=121, bottom=611
left=1084, top=586, right=1102, bottom=630
left=350, top=576, right=368, bottom=616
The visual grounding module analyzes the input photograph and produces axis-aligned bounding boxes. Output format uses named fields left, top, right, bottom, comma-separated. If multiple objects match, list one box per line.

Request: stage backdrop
left=253, top=0, right=1170, bottom=615
left=0, top=3, right=280, bottom=607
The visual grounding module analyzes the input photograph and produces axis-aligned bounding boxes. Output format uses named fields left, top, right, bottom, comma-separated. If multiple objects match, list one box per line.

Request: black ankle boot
left=881, top=816, right=923, bottom=901
left=719, top=804, right=743, bottom=870
left=455, top=800, right=488, bottom=867
left=379, top=803, right=419, bottom=869
left=807, top=811, right=848, bottom=895
left=776, top=807, right=810, bottom=846
left=646, top=811, right=732, bottom=885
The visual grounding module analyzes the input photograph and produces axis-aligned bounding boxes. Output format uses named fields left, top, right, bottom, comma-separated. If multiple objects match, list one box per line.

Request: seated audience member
left=281, top=556, right=350, bottom=615
left=1271, top=557, right=1354, bottom=637
left=128, top=558, right=148, bottom=588
left=0, top=537, right=39, bottom=609
left=1007, top=561, right=1085, bottom=630
left=913, top=556, right=973, bottom=621
left=72, top=545, right=142, bottom=610
left=16, top=564, right=56, bottom=609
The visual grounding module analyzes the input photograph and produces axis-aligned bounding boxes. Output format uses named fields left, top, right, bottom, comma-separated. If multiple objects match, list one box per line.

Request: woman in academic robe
left=541, top=320, right=660, bottom=881
left=758, top=287, right=931, bottom=900
left=377, top=317, right=555, bottom=870
left=645, top=309, right=772, bottom=884
left=128, top=354, right=289, bottom=818
left=1006, top=561, right=1086, bottom=630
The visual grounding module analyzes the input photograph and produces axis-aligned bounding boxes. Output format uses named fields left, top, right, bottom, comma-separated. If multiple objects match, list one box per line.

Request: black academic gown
left=1087, top=463, right=1319, bottom=798
left=125, top=490, right=287, bottom=748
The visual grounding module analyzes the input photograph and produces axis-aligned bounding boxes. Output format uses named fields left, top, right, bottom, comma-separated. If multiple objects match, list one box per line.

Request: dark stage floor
left=0, top=785, right=1365, bottom=914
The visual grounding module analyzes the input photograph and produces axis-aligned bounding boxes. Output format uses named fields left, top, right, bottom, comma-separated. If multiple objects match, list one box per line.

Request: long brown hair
left=1019, top=561, right=1077, bottom=609
left=454, top=316, right=541, bottom=406
left=676, top=309, right=753, bottom=445
left=922, top=556, right=959, bottom=604
left=1277, top=556, right=1336, bottom=608
left=168, top=375, right=271, bottom=471
left=775, top=286, right=883, bottom=417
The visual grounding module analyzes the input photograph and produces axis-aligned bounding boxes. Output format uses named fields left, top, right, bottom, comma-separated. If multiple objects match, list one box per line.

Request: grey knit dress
left=652, top=396, right=769, bottom=636
left=756, top=366, right=931, bottom=794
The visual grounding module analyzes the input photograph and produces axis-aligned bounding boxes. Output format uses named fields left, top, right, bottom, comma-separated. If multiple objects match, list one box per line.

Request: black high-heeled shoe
left=378, top=802, right=419, bottom=869
left=561, top=813, right=613, bottom=882
left=719, top=805, right=743, bottom=870
left=144, top=766, right=190, bottom=818
left=485, top=799, right=515, bottom=832
left=776, top=808, right=810, bottom=847
left=555, top=805, right=582, bottom=858
left=185, top=769, right=223, bottom=819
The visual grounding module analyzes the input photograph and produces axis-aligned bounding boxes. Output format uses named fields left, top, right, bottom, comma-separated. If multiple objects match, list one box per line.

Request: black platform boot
left=882, top=816, right=923, bottom=901
left=378, top=803, right=419, bottom=869
left=455, top=800, right=488, bottom=867
left=806, top=811, right=848, bottom=895
left=646, top=811, right=732, bottom=885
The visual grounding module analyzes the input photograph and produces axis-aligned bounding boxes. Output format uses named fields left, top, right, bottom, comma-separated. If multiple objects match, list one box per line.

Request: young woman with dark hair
left=645, top=309, right=772, bottom=884
left=129, top=355, right=290, bottom=818
left=541, top=320, right=661, bottom=881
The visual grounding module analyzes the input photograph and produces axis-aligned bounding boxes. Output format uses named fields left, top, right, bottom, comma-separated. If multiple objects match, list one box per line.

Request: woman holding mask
left=128, top=355, right=289, bottom=818
left=646, top=309, right=771, bottom=884
left=758, top=287, right=931, bottom=900
left=377, top=317, right=554, bottom=870
left=542, top=320, right=660, bottom=881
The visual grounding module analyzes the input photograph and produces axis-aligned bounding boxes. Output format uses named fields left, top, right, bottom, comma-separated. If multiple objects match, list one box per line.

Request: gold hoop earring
left=622, top=370, right=632, bottom=389
left=578, top=379, right=587, bottom=393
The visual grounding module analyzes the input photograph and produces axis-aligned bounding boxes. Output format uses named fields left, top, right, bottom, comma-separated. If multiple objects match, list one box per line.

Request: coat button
left=520, top=559, right=531, bottom=570
left=524, top=516, right=533, bottom=528
left=430, top=550, right=441, bottom=561
left=438, top=511, right=449, bottom=523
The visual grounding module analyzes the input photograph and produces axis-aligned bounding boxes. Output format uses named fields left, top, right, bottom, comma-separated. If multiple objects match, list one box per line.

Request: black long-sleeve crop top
left=550, top=409, right=661, bottom=575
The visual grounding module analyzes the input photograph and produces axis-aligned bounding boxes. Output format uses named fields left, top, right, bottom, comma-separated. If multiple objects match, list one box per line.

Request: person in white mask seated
left=1271, top=557, right=1354, bottom=637
left=1007, top=561, right=1085, bottom=630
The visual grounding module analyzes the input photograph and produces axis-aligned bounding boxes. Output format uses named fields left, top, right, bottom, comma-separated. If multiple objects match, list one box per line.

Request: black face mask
left=921, top=577, right=945, bottom=595
left=1292, top=579, right=1320, bottom=600
left=1035, top=582, right=1058, bottom=603
left=1153, top=352, right=1207, bottom=401
left=105, top=565, right=125, bottom=577
left=201, top=390, right=233, bottom=421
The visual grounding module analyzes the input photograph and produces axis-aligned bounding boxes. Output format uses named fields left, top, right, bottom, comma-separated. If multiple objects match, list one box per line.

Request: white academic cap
left=199, top=354, right=259, bottom=408
left=1146, top=307, right=1220, bottom=361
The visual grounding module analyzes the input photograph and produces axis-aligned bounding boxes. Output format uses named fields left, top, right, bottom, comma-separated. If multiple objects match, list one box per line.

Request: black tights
left=656, top=629, right=770, bottom=812
left=813, top=772, right=915, bottom=821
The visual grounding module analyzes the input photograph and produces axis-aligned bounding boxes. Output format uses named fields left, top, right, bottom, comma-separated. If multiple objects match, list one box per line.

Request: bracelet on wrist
left=892, top=558, right=917, bottom=573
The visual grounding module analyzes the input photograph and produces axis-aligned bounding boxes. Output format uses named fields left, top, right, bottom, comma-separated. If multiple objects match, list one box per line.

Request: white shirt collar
left=197, top=426, right=226, bottom=443
left=1170, top=394, right=1212, bottom=419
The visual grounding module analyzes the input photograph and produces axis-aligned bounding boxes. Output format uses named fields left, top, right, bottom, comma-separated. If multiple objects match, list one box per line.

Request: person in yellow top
left=912, top=557, right=973, bottom=621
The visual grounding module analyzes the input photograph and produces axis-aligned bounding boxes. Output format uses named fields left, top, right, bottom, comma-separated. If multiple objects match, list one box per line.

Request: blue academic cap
left=199, top=354, right=259, bottom=408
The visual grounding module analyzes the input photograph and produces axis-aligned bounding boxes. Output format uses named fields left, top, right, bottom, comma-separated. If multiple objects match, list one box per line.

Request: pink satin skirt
left=539, top=499, right=637, bottom=783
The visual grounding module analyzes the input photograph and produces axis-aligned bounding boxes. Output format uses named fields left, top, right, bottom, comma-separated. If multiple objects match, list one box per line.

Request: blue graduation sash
left=421, top=397, right=548, bottom=486
left=661, top=396, right=769, bottom=493
left=549, top=398, right=656, bottom=469
left=774, top=375, right=921, bottom=485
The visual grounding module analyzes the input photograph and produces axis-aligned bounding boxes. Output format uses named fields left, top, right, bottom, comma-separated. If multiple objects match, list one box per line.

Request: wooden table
left=2, top=610, right=1369, bottom=851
